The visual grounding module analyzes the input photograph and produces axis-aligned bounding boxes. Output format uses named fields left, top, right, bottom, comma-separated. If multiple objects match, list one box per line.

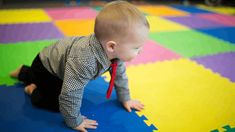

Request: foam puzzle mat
left=0, top=3, right=235, bottom=132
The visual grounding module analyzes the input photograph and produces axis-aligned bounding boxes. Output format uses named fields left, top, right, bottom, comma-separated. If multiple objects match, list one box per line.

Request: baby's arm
left=73, top=116, right=98, bottom=132
left=113, top=60, right=144, bottom=112
left=59, top=58, right=97, bottom=131
left=122, top=100, right=144, bottom=112
left=113, top=60, right=130, bottom=102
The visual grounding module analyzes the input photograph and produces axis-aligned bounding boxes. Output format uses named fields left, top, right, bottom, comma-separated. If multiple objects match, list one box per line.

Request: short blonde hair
left=94, top=0, right=149, bottom=43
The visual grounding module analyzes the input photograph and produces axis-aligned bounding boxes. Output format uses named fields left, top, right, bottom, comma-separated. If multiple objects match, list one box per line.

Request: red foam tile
left=45, top=7, right=97, bottom=20
left=126, top=40, right=181, bottom=66
left=197, top=13, right=235, bottom=27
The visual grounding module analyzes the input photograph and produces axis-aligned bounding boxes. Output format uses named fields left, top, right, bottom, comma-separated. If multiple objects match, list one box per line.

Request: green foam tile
left=92, top=6, right=103, bottom=11
left=149, top=30, right=235, bottom=58
left=0, top=39, right=57, bottom=85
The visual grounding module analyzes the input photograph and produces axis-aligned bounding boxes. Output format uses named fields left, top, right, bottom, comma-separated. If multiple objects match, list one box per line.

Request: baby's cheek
left=125, top=55, right=135, bottom=62
left=130, top=54, right=138, bottom=60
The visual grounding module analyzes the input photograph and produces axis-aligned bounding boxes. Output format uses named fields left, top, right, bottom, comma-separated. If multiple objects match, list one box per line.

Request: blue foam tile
left=171, top=5, right=213, bottom=14
left=197, top=27, right=235, bottom=44
left=0, top=83, right=70, bottom=132
left=139, top=115, right=158, bottom=131
left=222, top=125, right=235, bottom=132
left=211, top=125, right=235, bottom=132
left=0, top=77, right=155, bottom=132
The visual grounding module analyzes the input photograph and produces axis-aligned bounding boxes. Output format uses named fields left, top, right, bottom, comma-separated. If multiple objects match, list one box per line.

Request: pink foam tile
left=45, top=7, right=98, bottom=20
left=126, top=40, right=181, bottom=66
left=197, top=13, right=235, bottom=26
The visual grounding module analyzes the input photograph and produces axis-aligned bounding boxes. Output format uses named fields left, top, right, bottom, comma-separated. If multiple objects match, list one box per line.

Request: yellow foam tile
left=0, top=9, right=51, bottom=24
left=198, top=5, right=235, bottom=15
left=138, top=5, right=189, bottom=17
left=54, top=19, right=95, bottom=36
left=105, top=59, right=235, bottom=132
left=146, top=16, right=189, bottom=32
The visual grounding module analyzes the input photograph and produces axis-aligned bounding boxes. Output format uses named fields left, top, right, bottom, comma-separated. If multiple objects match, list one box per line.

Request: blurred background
left=0, top=0, right=235, bottom=132
left=0, top=0, right=235, bottom=8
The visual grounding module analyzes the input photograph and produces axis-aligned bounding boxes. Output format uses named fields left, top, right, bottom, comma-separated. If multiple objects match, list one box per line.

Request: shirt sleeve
left=112, top=60, right=130, bottom=102
left=59, top=57, right=95, bottom=128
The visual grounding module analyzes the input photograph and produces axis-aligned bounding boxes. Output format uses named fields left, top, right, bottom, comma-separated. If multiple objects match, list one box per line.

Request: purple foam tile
left=193, top=52, right=235, bottom=82
left=166, top=15, right=227, bottom=29
left=0, top=22, right=64, bottom=43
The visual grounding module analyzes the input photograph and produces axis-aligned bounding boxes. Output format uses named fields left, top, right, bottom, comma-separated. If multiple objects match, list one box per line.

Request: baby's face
left=115, top=26, right=149, bottom=62
left=116, top=40, right=145, bottom=62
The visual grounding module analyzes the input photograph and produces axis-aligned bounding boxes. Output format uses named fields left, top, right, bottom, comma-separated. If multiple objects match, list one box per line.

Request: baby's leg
left=24, top=83, right=37, bottom=95
left=10, top=65, right=23, bottom=78
left=10, top=65, right=38, bottom=95
left=11, top=65, right=35, bottom=86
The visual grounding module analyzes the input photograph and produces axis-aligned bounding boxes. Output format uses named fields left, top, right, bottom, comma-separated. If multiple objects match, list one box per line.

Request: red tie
left=106, top=60, right=118, bottom=99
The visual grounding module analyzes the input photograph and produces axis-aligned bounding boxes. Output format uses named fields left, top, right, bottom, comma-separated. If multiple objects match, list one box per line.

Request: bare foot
left=10, top=65, right=23, bottom=78
left=24, top=83, right=37, bottom=95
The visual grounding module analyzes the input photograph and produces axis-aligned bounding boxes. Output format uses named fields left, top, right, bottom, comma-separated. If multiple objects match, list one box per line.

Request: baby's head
left=94, top=0, right=149, bottom=62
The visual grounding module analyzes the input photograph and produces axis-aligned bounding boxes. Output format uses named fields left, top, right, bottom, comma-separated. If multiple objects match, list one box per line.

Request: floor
left=0, top=1, right=235, bottom=132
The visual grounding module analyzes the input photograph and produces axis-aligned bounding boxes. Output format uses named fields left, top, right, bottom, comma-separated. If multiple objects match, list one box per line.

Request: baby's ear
left=106, top=41, right=117, bottom=52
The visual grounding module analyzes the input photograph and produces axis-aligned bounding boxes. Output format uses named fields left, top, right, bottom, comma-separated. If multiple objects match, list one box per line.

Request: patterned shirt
left=39, top=34, right=130, bottom=128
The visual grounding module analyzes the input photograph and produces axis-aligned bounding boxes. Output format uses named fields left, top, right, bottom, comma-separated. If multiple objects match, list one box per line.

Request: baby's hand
left=122, top=100, right=144, bottom=112
left=73, top=117, right=98, bottom=132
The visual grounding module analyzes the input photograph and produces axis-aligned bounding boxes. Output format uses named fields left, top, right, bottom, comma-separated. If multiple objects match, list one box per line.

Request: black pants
left=18, top=54, right=63, bottom=112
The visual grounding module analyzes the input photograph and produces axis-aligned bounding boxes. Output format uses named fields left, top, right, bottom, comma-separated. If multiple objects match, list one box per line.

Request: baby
left=10, top=1, right=149, bottom=131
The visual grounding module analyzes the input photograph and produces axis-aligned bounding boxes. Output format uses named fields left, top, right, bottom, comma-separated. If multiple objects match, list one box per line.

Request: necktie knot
left=110, top=60, right=118, bottom=67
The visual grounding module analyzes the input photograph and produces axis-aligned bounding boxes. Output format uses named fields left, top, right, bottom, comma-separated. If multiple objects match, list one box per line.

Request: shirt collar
left=89, top=34, right=111, bottom=68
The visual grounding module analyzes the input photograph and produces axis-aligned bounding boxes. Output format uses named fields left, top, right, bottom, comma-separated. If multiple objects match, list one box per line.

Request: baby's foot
left=24, top=83, right=37, bottom=95
left=10, top=65, right=23, bottom=78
